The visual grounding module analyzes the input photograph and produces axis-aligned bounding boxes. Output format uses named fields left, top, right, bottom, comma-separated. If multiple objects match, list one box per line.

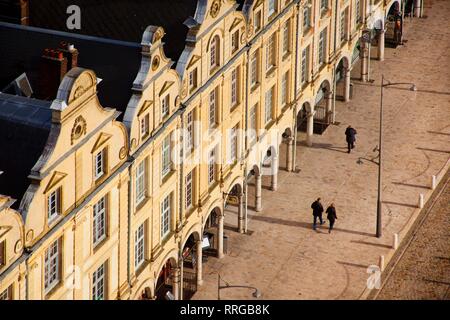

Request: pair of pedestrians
left=311, top=198, right=337, bottom=233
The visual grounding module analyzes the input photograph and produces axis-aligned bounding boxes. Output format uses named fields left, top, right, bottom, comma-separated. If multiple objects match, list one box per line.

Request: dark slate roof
left=27, top=0, right=198, bottom=62
left=0, top=92, right=52, bottom=208
left=0, top=21, right=141, bottom=114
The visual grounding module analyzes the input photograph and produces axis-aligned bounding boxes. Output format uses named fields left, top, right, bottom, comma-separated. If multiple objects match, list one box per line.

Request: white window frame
left=44, top=239, right=60, bottom=293
left=210, top=36, right=219, bottom=70
left=301, top=47, right=309, bottom=84
left=356, top=0, right=362, bottom=24
left=320, top=0, right=328, bottom=13
left=189, top=68, right=198, bottom=91
left=209, top=88, right=217, bottom=129
left=340, top=9, right=347, bottom=43
left=266, top=34, right=276, bottom=71
left=231, top=67, right=238, bottom=107
left=265, top=86, right=274, bottom=124
left=135, top=160, right=146, bottom=205
left=92, top=263, right=106, bottom=300
left=186, top=110, right=194, bottom=154
left=281, top=72, right=289, bottom=106
left=208, top=148, right=216, bottom=185
left=161, top=195, right=171, bottom=239
left=249, top=105, right=257, bottom=143
left=161, top=135, right=171, bottom=178
left=93, top=196, right=107, bottom=247
left=230, top=125, right=238, bottom=162
left=282, top=20, right=290, bottom=55
left=161, top=95, right=170, bottom=119
left=318, top=29, right=327, bottom=65
left=94, top=150, right=105, bottom=180
left=185, top=170, right=193, bottom=210
left=250, top=51, right=259, bottom=87
left=0, top=286, right=12, bottom=300
left=47, top=188, right=61, bottom=223
left=303, top=2, right=311, bottom=31
left=268, top=0, right=277, bottom=17
left=140, top=113, right=150, bottom=138
left=134, top=223, right=145, bottom=269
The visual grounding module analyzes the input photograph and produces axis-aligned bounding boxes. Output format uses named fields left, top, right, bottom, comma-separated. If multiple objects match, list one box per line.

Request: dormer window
left=94, top=149, right=105, bottom=180
left=189, top=68, right=198, bottom=92
left=140, top=114, right=150, bottom=139
left=0, top=240, right=5, bottom=267
left=209, top=35, right=220, bottom=72
left=161, top=95, right=170, bottom=119
left=47, top=187, right=62, bottom=223
left=268, top=0, right=277, bottom=17
left=231, top=29, right=239, bottom=53
left=254, top=10, right=262, bottom=32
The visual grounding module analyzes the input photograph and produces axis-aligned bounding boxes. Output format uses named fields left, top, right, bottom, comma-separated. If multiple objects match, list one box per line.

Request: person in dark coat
left=345, top=125, right=357, bottom=153
left=326, top=203, right=338, bottom=233
left=311, top=198, right=324, bottom=230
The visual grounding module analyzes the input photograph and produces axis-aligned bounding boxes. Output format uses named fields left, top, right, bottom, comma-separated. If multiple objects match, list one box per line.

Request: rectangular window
left=161, top=135, right=171, bottom=178
left=249, top=105, right=257, bottom=143
left=135, top=160, right=146, bottom=205
left=265, top=86, right=274, bottom=124
left=340, top=10, right=347, bottom=43
left=230, top=125, right=238, bottom=162
left=161, top=195, right=171, bottom=239
left=231, top=67, right=238, bottom=107
left=189, top=68, right=198, bottom=91
left=268, top=0, right=277, bottom=17
left=44, top=239, right=61, bottom=293
left=140, top=114, right=150, bottom=138
left=231, top=30, right=239, bottom=53
left=254, top=10, right=262, bottom=32
left=134, top=223, right=145, bottom=269
left=47, top=188, right=61, bottom=222
left=208, top=148, right=216, bottom=185
left=320, top=0, right=328, bottom=13
left=186, top=110, right=194, bottom=154
left=250, top=51, right=259, bottom=86
left=303, top=1, right=311, bottom=32
left=161, top=95, right=170, bottom=119
left=281, top=72, right=289, bottom=106
left=301, top=46, right=310, bottom=84
left=318, top=28, right=327, bottom=65
left=0, top=240, right=5, bottom=267
left=282, top=20, right=290, bottom=55
left=356, top=0, right=362, bottom=24
left=209, top=88, right=217, bottom=128
left=92, top=263, right=106, bottom=300
left=185, top=170, right=193, bottom=210
left=94, top=149, right=105, bottom=180
left=266, top=34, right=276, bottom=71
left=0, top=285, right=12, bottom=300
left=93, top=196, right=107, bottom=247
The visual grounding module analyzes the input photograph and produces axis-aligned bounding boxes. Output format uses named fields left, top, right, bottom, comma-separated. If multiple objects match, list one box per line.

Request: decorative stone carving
left=210, top=0, right=221, bottom=18
left=152, top=55, right=160, bottom=71
left=181, top=79, right=188, bottom=99
left=119, top=147, right=127, bottom=160
left=153, top=28, right=164, bottom=42
left=26, top=229, right=34, bottom=242
left=14, top=239, right=23, bottom=254
left=71, top=115, right=87, bottom=145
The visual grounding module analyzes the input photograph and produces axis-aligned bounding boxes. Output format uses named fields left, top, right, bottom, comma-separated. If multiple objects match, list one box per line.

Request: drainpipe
left=178, top=105, right=186, bottom=300
left=292, top=1, right=301, bottom=172
left=126, top=162, right=133, bottom=296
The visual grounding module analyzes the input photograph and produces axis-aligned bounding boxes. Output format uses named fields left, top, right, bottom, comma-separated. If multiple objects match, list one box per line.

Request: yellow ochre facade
left=0, top=0, right=407, bottom=300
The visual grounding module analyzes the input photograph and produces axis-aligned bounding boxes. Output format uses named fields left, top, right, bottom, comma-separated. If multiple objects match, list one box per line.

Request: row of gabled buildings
left=0, top=0, right=422, bottom=300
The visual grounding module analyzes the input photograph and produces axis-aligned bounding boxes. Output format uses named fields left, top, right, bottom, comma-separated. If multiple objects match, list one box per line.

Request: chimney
left=59, top=41, right=79, bottom=70
left=38, top=48, right=68, bottom=100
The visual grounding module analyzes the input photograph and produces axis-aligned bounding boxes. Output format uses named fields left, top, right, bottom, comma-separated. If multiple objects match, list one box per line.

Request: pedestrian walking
left=311, top=198, right=324, bottom=230
left=345, top=125, right=357, bottom=153
left=326, top=203, right=338, bottom=233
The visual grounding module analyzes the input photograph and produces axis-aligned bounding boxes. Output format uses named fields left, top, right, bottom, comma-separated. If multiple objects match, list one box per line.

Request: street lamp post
left=375, top=75, right=417, bottom=238
left=217, top=273, right=261, bottom=300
